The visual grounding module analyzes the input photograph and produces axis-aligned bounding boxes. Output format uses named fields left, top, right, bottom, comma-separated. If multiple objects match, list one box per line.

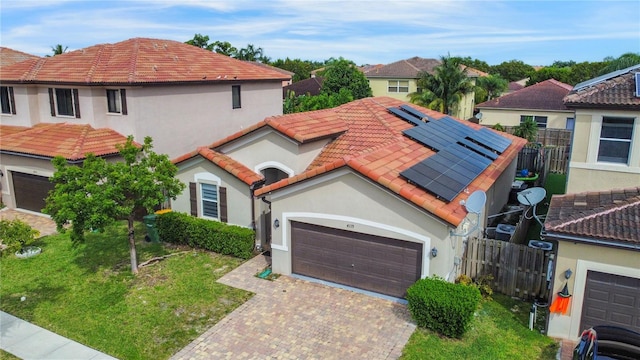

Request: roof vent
left=635, top=73, right=640, bottom=97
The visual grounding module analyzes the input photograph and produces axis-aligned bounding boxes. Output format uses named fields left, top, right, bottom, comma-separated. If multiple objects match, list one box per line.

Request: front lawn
left=0, top=222, right=252, bottom=360
left=401, top=294, right=559, bottom=360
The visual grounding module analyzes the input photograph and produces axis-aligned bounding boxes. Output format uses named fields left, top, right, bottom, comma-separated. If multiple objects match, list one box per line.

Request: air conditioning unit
left=528, top=240, right=553, bottom=251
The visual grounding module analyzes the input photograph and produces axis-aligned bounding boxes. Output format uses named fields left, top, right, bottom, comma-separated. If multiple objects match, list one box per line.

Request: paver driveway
left=171, top=255, right=416, bottom=360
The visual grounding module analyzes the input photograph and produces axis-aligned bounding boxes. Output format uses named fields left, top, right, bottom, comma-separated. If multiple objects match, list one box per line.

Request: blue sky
left=1, top=0, right=639, bottom=66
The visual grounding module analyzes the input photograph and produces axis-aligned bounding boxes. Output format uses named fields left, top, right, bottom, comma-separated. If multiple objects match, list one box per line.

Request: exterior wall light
left=431, top=247, right=438, bottom=258
left=564, top=268, right=572, bottom=279
left=273, top=219, right=279, bottom=229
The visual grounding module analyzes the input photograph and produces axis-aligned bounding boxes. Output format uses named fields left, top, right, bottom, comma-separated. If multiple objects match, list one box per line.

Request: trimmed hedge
left=407, top=276, right=481, bottom=338
left=156, top=211, right=255, bottom=259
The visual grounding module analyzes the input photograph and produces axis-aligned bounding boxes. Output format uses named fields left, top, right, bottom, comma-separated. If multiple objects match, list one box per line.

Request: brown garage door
left=580, top=270, right=640, bottom=332
left=13, top=172, right=54, bottom=213
left=291, top=221, right=423, bottom=298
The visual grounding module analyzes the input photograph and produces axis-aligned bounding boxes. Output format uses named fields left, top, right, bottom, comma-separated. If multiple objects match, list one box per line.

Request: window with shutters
left=201, top=183, right=219, bottom=219
left=106, top=89, right=128, bottom=114
left=1, top=86, right=16, bottom=114
left=49, top=88, right=80, bottom=118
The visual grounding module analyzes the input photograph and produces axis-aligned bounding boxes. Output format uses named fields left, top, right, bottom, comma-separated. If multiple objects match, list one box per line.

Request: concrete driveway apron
left=171, top=255, right=416, bottom=360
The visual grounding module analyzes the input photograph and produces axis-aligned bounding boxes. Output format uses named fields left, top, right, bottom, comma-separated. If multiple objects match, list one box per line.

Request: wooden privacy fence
left=501, top=127, right=572, bottom=148
left=462, top=237, right=553, bottom=300
left=544, top=145, right=569, bottom=174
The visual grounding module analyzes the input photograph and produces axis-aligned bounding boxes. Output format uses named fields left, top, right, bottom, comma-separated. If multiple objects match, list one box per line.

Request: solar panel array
left=388, top=105, right=512, bottom=202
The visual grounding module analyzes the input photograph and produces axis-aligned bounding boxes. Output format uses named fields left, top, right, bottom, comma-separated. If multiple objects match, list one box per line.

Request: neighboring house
left=362, top=57, right=485, bottom=120
left=544, top=187, right=640, bottom=340
left=0, top=47, right=40, bottom=66
left=0, top=37, right=289, bottom=159
left=0, top=123, right=130, bottom=212
left=563, top=65, right=640, bottom=193
left=282, top=77, right=324, bottom=98
left=476, top=79, right=575, bottom=130
left=507, top=81, right=525, bottom=94
left=172, top=96, right=526, bottom=299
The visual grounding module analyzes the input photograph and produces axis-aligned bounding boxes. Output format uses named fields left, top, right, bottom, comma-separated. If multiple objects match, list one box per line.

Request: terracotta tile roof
left=246, top=61, right=295, bottom=77
left=0, top=47, right=40, bottom=66
left=283, top=77, right=324, bottom=98
left=545, top=187, right=640, bottom=248
left=477, top=79, right=573, bottom=111
left=0, top=123, right=130, bottom=161
left=564, top=65, right=640, bottom=109
left=363, top=57, right=442, bottom=78
left=173, top=147, right=264, bottom=186
left=508, top=81, right=525, bottom=92
left=252, top=97, right=526, bottom=226
left=0, top=38, right=290, bottom=85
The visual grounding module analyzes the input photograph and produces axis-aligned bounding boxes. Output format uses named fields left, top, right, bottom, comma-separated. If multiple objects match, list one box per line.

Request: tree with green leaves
left=44, top=136, right=185, bottom=274
left=491, top=60, right=536, bottom=82
left=319, top=57, right=372, bottom=100
left=235, top=44, right=265, bottom=62
left=185, top=34, right=214, bottom=51
left=526, top=67, right=572, bottom=86
left=513, top=117, right=538, bottom=142
left=46, top=44, right=68, bottom=57
left=452, top=56, right=492, bottom=73
left=476, top=74, right=508, bottom=101
left=410, top=54, right=474, bottom=115
left=271, top=57, right=325, bottom=82
left=212, top=41, right=238, bottom=56
left=599, top=52, right=640, bottom=75
left=284, top=88, right=353, bottom=114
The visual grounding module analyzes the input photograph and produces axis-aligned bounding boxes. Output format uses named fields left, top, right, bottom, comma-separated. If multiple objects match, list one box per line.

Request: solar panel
left=388, top=107, right=423, bottom=126
left=458, top=138, right=499, bottom=160
left=468, top=128, right=511, bottom=153
left=399, top=105, right=436, bottom=122
left=403, top=126, right=458, bottom=152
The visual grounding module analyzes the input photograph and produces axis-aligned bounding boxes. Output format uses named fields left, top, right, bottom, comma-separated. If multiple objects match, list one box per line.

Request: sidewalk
left=0, top=311, right=117, bottom=360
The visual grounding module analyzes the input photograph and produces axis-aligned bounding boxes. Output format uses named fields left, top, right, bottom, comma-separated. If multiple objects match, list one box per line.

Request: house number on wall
left=346, top=224, right=355, bottom=229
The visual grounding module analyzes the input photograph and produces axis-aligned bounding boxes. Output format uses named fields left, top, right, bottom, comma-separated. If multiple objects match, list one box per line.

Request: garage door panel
left=581, top=271, right=640, bottom=333
left=291, top=221, right=422, bottom=298
left=13, top=172, right=54, bottom=213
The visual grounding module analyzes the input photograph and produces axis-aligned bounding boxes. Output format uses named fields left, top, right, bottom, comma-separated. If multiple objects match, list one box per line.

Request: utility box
left=496, top=223, right=516, bottom=241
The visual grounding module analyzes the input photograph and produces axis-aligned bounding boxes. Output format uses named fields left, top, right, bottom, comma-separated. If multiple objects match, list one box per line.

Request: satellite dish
left=476, top=112, right=483, bottom=120
left=464, top=190, right=487, bottom=214
left=517, top=187, right=546, bottom=206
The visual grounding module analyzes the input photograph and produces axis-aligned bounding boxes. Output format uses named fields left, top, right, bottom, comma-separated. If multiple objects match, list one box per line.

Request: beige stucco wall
left=219, top=128, right=329, bottom=175
left=368, top=77, right=475, bottom=120
left=172, top=156, right=253, bottom=228
left=477, top=108, right=574, bottom=129
left=567, top=109, right=640, bottom=193
left=547, top=240, right=640, bottom=340
left=3, top=81, right=284, bottom=158
left=266, top=169, right=478, bottom=283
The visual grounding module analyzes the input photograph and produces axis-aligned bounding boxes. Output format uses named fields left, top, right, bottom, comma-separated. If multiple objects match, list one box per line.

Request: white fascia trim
left=568, top=260, right=640, bottom=339
left=5, top=166, right=54, bottom=178
left=273, top=212, right=431, bottom=278
left=254, top=161, right=295, bottom=177
left=569, top=161, right=639, bottom=174
left=219, top=127, right=297, bottom=153
left=194, top=172, right=221, bottom=183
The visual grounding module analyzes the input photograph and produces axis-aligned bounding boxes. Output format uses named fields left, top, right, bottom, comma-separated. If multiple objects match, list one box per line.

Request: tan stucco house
left=0, top=38, right=289, bottom=214
left=361, top=57, right=485, bottom=121
left=172, top=96, right=526, bottom=299
left=476, top=79, right=575, bottom=130
left=563, top=64, right=640, bottom=193
left=544, top=187, right=640, bottom=340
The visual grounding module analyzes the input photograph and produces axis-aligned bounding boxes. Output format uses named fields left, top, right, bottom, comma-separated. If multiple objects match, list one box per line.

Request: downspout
left=249, top=179, right=266, bottom=231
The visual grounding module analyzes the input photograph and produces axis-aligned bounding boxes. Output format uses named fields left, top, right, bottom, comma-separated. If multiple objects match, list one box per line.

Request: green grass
left=525, top=172, right=568, bottom=240
left=0, top=349, right=20, bottom=360
left=401, top=294, right=559, bottom=360
left=0, top=222, right=252, bottom=360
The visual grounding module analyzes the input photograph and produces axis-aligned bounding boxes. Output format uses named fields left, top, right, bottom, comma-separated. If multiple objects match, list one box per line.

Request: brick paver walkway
left=171, top=255, right=416, bottom=360
left=0, top=208, right=58, bottom=237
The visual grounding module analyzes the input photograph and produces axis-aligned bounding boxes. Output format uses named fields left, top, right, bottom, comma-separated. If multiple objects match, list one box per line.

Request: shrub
left=455, top=274, right=494, bottom=300
left=156, top=212, right=254, bottom=259
left=0, top=219, right=40, bottom=254
left=407, top=276, right=481, bottom=338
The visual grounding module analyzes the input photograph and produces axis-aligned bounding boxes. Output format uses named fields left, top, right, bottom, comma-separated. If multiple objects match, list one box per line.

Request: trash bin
left=143, top=214, right=160, bottom=243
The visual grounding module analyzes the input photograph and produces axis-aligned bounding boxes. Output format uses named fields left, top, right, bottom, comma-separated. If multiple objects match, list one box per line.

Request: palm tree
left=410, top=54, right=474, bottom=115
left=599, top=52, right=640, bottom=75
left=235, top=44, right=264, bottom=62
left=47, top=44, right=68, bottom=57
left=476, top=74, right=508, bottom=101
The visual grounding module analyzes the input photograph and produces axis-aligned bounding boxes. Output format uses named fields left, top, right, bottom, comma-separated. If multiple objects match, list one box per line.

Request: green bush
left=156, top=212, right=255, bottom=259
left=407, top=276, right=481, bottom=338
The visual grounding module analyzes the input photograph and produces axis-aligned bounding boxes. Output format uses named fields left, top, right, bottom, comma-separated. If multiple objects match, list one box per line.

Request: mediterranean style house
left=476, top=79, right=575, bottom=130
left=0, top=38, right=290, bottom=213
left=562, top=64, right=640, bottom=193
left=172, top=96, right=526, bottom=299
left=361, top=57, right=486, bottom=121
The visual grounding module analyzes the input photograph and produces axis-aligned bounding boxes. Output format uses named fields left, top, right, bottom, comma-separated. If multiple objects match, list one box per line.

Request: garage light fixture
left=564, top=268, right=572, bottom=280
left=431, top=247, right=438, bottom=258
left=273, top=219, right=279, bottom=229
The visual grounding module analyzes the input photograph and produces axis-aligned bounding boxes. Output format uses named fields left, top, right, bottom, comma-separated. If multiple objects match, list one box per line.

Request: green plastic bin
left=143, top=214, right=160, bottom=243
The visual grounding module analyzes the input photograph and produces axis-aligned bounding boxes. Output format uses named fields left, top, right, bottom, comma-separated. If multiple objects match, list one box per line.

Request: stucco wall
left=220, top=128, right=329, bottom=175
left=567, top=109, right=640, bottom=193
left=368, top=78, right=416, bottom=102
left=266, top=169, right=470, bottom=283
left=4, top=81, right=284, bottom=159
left=477, top=108, right=573, bottom=129
left=547, top=240, right=640, bottom=340
left=172, top=156, right=253, bottom=228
